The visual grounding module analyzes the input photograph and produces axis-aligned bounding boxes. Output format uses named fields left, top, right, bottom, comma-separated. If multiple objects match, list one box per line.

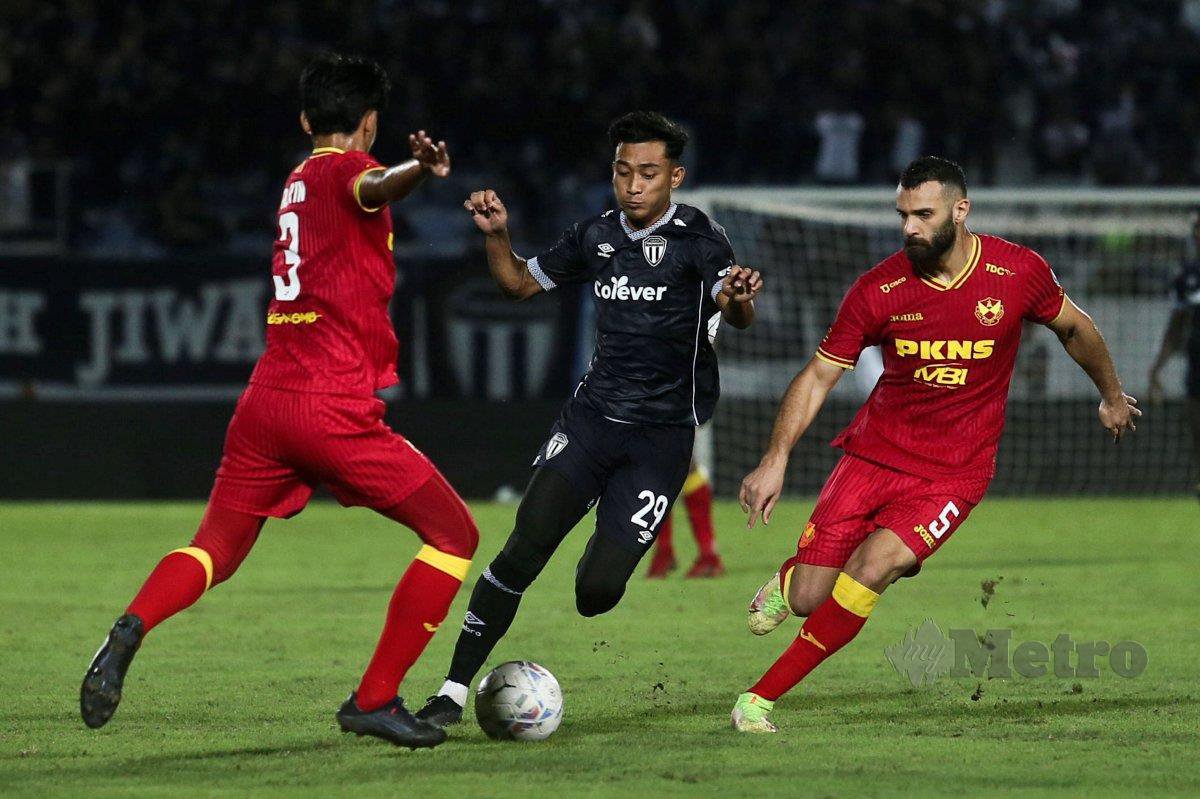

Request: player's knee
left=787, top=588, right=827, bottom=617
left=845, top=533, right=918, bottom=590
left=575, top=579, right=623, bottom=618
left=444, top=513, right=479, bottom=560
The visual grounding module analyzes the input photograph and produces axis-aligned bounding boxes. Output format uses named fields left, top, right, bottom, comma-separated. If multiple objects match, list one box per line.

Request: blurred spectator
left=1, top=0, right=1198, bottom=253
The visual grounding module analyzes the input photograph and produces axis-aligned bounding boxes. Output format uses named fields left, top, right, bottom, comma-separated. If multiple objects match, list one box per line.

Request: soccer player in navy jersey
left=418, top=112, right=763, bottom=727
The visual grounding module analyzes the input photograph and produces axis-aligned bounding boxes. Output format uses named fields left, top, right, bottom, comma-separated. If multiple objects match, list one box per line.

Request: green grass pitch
left=2, top=498, right=1197, bottom=797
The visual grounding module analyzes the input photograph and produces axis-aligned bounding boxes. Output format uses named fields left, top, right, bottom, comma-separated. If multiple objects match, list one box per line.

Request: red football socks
left=656, top=512, right=675, bottom=554
left=355, top=550, right=469, bottom=712
left=682, top=473, right=716, bottom=558
left=126, top=548, right=213, bottom=633
left=749, top=572, right=880, bottom=701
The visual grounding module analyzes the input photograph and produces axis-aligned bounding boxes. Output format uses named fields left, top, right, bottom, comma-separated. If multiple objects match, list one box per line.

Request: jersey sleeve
left=815, top=277, right=880, bottom=370
left=333, top=152, right=387, bottom=214
left=697, top=223, right=738, bottom=302
left=1022, top=250, right=1067, bottom=324
left=526, top=223, right=589, bottom=291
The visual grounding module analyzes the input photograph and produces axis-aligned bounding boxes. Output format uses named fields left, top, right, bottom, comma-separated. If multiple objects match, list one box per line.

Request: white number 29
left=631, top=490, right=669, bottom=531
left=274, top=211, right=301, bottom=301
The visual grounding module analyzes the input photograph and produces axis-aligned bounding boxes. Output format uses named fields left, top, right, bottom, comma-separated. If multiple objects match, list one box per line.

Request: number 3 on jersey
left=274, top=211, right=301, bottom=301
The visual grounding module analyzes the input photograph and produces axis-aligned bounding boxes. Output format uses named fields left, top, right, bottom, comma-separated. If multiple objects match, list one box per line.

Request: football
left=474, top=660, right=563, bottom=741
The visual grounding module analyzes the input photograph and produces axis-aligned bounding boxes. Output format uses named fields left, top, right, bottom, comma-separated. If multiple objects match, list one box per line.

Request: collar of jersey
left=310, top=147, right=346, bottom=157
left=918, top=233, right=981, bottom=291
left=620, top=203, right=678, bottom=240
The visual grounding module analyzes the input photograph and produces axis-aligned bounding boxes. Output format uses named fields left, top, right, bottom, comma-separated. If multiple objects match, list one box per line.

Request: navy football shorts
left=532, top=400, right=694, bottom=553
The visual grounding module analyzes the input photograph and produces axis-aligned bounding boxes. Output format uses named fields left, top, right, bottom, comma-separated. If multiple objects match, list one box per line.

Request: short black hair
left=899, top=156, right=967, bottom=197
left=608, top=111, right=689, bottom=161
left=300, top=52, right=390, bottom=135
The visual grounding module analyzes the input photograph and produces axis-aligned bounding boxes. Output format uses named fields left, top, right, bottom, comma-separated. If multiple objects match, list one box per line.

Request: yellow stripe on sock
left=171, top=547, right=213, bottom=591
left=415, top=545, right=472, bottom=582
left=682, top=466, right=709, bottom=495
left=781, top=564, right=796, bottom=615
left=832, top=572, right=879, bottom=618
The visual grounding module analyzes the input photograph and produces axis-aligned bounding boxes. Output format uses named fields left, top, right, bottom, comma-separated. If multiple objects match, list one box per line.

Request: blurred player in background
left=1148, top=210, right=1200, bottom=501
left=645, top=456, right=724, bottom=578
left=80, top=53, right=475, bottom=749
left=417, top=112, right=761, bottom=728
left=731, top=157, right=1140, bottom=733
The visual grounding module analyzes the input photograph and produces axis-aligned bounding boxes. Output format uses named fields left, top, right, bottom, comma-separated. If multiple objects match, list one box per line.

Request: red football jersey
left=816, top=233, right=1065, bottom=483
left=249, top=147, right=397, bottom=396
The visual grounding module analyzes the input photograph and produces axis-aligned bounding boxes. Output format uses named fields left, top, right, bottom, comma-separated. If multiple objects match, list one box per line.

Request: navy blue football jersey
left=527, top=203, right=735, bottom=426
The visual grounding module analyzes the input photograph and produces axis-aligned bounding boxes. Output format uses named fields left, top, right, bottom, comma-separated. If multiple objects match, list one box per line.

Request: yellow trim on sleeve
left=171, top=547, right=214, bottom=591
left=415, top=545, right=472, bottom=582
left=353, top=167, right=387, bottom=212
left=682, top=466, right=710, bottom=495
left=832, top=572, right=879, bottom=618
left=815, top=347, right=855, bottom=370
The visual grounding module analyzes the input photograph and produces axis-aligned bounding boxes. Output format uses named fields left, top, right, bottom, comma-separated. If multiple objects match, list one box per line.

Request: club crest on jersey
left=545, top=433, right=568, bottom=460
left=975, top=297, right=1004, bottom=326
left=642, top=235, right=667, bottom=266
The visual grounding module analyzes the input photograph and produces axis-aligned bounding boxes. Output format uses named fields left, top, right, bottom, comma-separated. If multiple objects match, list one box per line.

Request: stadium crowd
left=2, top=0, right=1199, bottom=252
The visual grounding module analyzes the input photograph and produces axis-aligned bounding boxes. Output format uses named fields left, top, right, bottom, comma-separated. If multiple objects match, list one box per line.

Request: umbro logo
left=597, top=242, right=615, bottom=259
left=464, top=612, right=485, bottom=627
left=637, top=529, right=654, bottom=544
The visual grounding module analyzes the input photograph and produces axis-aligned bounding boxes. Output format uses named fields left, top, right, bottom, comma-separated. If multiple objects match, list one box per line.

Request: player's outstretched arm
left=464, top=189, right=543, bottom=301
left=1046, top=296, right=1141, bottom=442
left=356, top=131, right=451, bottom=208
left=715, top=266, right=763, bottom=329
left=739, top=357, right=846, bottom=528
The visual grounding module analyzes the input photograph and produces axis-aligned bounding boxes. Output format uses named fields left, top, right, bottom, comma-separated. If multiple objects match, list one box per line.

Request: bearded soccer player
left=416, top=112, right=762, bottom=727
left=79, top=54, right=477, bottom=749
left=729, top=156, right=1140, bottom=733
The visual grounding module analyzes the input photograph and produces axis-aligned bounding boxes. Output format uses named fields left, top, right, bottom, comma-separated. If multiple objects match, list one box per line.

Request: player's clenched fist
left=464, top=190, right=508, bottom=236
left=721, top=265, right=763, bottom=303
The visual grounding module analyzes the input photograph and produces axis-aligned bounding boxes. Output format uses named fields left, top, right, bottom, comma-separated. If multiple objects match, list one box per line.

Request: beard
left=904, top=219, right=957, bottom=274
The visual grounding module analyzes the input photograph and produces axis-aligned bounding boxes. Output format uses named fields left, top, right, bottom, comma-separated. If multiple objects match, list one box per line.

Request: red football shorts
left=795, top=453, right=989, bottom=568
left=209, top=384, right=435, bottom=518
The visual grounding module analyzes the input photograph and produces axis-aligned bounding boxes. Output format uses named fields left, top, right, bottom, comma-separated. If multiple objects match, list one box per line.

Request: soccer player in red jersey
left=730, top=157, right=1141, bottom=732
left=80, top=53, right=477, bottom=749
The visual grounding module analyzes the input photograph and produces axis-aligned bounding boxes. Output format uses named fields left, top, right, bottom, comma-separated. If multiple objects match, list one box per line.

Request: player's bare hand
left=739, top=459, right=786, bottom=529
left=721, top=265, right=763, bottom=303
left=1099, top=393, right=1140, bottom=443
left=410, top=131, right=450, bottom=178
left=464, top=190, right=508, bottom=236
left=1147, top=369, right=1165, bottom=403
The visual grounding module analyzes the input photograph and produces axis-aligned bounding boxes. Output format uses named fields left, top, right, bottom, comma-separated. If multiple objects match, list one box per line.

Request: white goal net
left=679, top=187, right=1200, bottom=496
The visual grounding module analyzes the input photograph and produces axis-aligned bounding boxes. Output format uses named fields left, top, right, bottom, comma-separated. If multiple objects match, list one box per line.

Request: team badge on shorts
left=975, top=297, right=1004, bottom=326
left=798, top=521, right=817, bottom=549
left=545, top=433, right=569, bottom=460
left=642, top=235, right=667, bottom=266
